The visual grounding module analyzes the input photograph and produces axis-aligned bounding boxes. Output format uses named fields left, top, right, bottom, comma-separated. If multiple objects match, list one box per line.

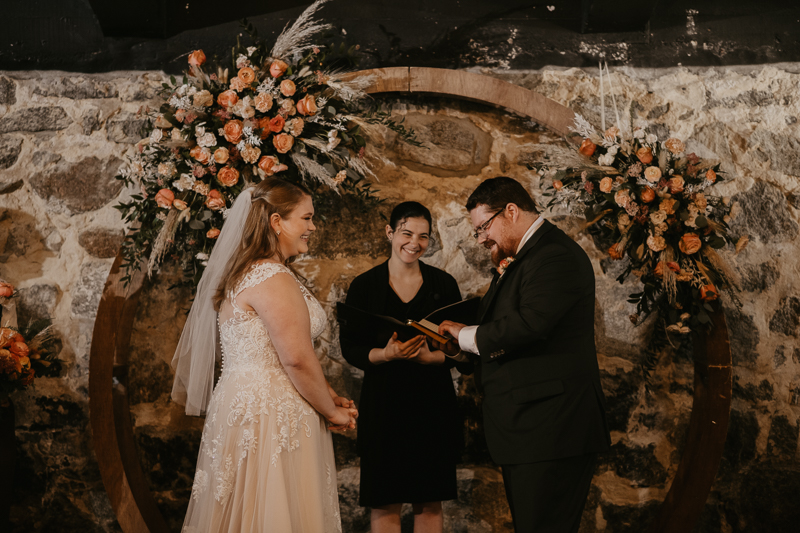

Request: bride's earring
left=277, top=231, right=281, bottom=236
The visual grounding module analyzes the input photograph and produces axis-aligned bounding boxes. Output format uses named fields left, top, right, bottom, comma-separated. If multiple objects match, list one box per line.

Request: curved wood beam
left=89, top=67, right=731, bottom=533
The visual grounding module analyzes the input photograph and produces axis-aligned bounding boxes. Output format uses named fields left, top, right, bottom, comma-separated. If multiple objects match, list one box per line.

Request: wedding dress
left=181, top=262, right=342, bottom=533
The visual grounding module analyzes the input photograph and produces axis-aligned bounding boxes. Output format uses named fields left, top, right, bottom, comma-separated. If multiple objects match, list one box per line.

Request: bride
left=171, top=178, right=357, bottom=532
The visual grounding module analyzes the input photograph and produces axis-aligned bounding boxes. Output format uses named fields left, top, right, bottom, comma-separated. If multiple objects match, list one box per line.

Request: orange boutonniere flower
left=497, top=256, right=515, bottom=277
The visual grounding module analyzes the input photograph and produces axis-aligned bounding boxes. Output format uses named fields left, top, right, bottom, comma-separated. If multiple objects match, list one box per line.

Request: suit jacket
left=475, top=219, right=611, bottom=465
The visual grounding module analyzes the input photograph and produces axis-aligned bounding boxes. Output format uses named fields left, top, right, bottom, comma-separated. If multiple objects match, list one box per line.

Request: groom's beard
left=484, top=238, right=516, bottom=266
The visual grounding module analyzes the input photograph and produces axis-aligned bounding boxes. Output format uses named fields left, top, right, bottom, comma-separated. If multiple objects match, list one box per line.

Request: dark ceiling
left=2, top=0, right=799, bottom=73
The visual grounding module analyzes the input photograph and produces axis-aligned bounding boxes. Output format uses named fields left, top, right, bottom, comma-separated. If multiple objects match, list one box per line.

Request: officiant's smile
left=387, top=217, right=430, bottom=264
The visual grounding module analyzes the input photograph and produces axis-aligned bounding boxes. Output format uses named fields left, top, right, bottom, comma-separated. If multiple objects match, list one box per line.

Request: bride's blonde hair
left=213, top=178, right=311, bottom=311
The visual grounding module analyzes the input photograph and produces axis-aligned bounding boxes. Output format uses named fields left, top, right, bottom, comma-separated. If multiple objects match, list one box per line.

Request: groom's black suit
left=474, top=219, right=610, bottom=531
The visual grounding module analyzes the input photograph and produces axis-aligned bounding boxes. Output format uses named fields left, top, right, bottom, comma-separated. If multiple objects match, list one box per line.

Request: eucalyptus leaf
left=189, top=219, right=206, bottom=230
left=201, top=210, right=213, bottom=221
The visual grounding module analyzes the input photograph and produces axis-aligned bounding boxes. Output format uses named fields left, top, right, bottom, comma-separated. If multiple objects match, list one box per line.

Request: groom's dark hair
left=466, top=176, right=538, bottom=213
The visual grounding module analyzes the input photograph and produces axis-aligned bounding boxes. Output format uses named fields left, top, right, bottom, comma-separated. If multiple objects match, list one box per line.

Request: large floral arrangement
left=115, top=0, right=409, bottom=288
left=0, top=281, right=62, bottom=404
left=543, top=116, right=743, bottom=340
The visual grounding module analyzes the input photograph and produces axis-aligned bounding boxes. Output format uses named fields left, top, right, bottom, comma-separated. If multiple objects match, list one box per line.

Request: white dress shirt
left=456, top=215, right=545, bottom=356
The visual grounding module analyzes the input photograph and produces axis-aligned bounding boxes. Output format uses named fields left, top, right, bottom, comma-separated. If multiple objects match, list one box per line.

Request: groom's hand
left=436, top=321, right=465, bottom=355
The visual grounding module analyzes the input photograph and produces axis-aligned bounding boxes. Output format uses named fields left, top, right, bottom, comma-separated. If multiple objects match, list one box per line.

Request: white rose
left=173, top=173, right=196, bottom=192
left=634, top=128, right=645, bottom=139
left=650, top=210, right=667, bottom=225
left=607, top=146, right=618, bottom=156
left=197, top=132, right=217, bottom=148
left=646, top=133, right=658, bottom=144
left=150, top=128, right=163, bottom=143
left=598, top=153, right=615, bottom=166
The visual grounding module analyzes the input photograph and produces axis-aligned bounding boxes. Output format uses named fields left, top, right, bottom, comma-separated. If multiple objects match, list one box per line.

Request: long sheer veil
left=171, top=187, right=253, bottom=416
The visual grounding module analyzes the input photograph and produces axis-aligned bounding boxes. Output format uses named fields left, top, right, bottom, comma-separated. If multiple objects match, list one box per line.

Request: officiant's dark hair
left=389, top=201, right=433, bottom=231
left=466, top=177, right=538, bottom=213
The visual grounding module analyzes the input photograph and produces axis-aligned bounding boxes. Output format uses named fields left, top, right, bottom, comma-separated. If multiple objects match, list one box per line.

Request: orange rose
left=213, top=147, right=230, bottom=164
left=599, top=177, right=613, bottom=193
left=640, top=187, right=656, bottom=203
left=189, top=145, right=211, bottom=164
left=0, top=328, right=15, bottom=348
left=9, top=341, right=29, bottom=357
left=154, top=189, right=175, bottom=209
left=608, top=243, right=624, bottom=260
left=268, top=115, right=285, bottom=133
left=668, top=175, right=685, bottom=194
left=207, top=228, right=221, bottom=239
left=700, top=284, right=719, bottom=301
left=223, top=120, right=244, bottom=143
left=273, top=133, right=295, bottom=154
left=0, top=282, right=13, bottom=298
left=238, top=67, right=256, bottom=85
left=254, top=93, right=273, bottom=113
left=188, top=50, right=206, bottom=66
left=258, top=155, right=279, bottom=176
left=280, top=80, right=296, bottom=96
left=217, top=90, right=239, bottom=109
left=270, top=60, right=289, bottom=78
left=679, top=233, right=702, bottom=255
left=636, top=147, right=653, bottom=164
left=644, top=166, right=662, bottom=183
left=205, top=190, right=226, bottom=210
left=579, top=138, right=596, bottom=157
left=659, top=197, right=677, bottom=215
left=295, top=94, right=317, bottom=116
left=665, top=138, right=685, bottom=155
left=217, top=166, right=240, bottom=187
left=552, top=180, right=563, bottom=191
left=705, top=169, right=717, bottom=183
left=695, top=192, right=707, bottom=210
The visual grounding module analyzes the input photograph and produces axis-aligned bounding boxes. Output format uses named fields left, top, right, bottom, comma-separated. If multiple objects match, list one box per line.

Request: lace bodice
left=218, top=262, right=326, bottom=375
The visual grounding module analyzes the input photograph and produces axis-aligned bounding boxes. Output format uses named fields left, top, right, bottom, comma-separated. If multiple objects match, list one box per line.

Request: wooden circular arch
left=89, top=66, right=731, bottom=533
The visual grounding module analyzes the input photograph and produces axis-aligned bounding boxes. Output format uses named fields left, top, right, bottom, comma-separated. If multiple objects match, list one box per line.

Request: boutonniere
left=497, top=256, right=515, bottom=278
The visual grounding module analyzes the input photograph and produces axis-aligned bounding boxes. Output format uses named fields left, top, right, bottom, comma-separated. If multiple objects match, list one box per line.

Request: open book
left=336, top=297, right=480, bottom=345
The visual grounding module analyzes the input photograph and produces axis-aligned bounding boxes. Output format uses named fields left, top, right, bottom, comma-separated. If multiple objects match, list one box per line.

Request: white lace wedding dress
left=181, top=262, right=342, bottom=533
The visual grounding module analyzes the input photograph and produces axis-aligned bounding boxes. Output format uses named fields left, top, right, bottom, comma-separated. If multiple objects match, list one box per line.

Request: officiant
left=339, top=201, right=471, bottom=533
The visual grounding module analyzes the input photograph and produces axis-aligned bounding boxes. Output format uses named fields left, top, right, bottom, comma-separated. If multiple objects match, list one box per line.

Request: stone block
left=749, top=129, right=800, bottom=176
left=734, top=464, right=800, bottom=531
left=31, top=150, right=61, bottom=167
left=768, top=296, right=800, bottom=338
left=724, top=306, right=759, bottom=366
left=721, top=409, right=758, bottom=472
left=0, top=135, right=23, bottom=169
left=599, top=500, right=660, bottom=533
left=78, top=228, right=124, bottom=258
left=29, top=156, right=123, bottom=213
left=601, top=442, right=668, bottom=486
left=32, top=77, right=118, bottom=99
left=311, top=195, right=390, bottom=259
left=81, top=107, right=103, bottom=136
left=740, top=260, right=779, bottom=293
left=70, top=261, right=111, bottom=319
left=0, top=76, right=16, bottom=105
left=0, top=106, right=71, bottom=133
left=766, top=415, right=799, bottom=459
left=106, top=114, right=149, bottom=144
left=16, top=284, right=59, bottom=326
left=732, top=377, right=774, bottom=403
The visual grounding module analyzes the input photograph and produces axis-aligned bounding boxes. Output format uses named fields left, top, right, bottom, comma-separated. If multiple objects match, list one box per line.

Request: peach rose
left=273, top=133, right=294, bottom=154
left=189, top=145, right=211, bottom=165
left=270, top=60, right=289, bottom=78
left=0, top=282, right=13, bottom=298
left=614, top=189, right=631, bottom=208
left=695, top=192, right=707, bottom=210
left=553, top=180, right=563, bottom=191
left=700, top=284, right=719, bottom=301
left=154, top=189, right=175, bottom=209
left=705, top=169, right=717, bottom=183
left=205, top=190, right=226, bottom=210
left=238, top=67, right=256, bottom=85
left=0, top=328, right=15, bottom=348
left=654, top=261, right=681, bottom=277
left=223, top=120, right=244, bottom=143
left=280, top=98, right=297, bottom=116
left=213, top=147, right=230, bottom=165
left=608, top=243, right=624, bottom=260
left=207, top=228, right=221, bottom=239
left=254, top=93, right=273, bottom=113
left=636, top=147, right=653, bottom=164
left=229, top=76, right=246, bottom=92
left=647, top=234, right=667, bottom=252
left=193, top=89, right=213, bottom=107
left=172, top=199, right=188, bottom=211
left=605, top=126, right=620, bottom=138
left=665, top=138, right=686, bottom=155
left=644, top=166, right=662, bottom=183
left=668, top=175, right=685, bottom=194
left=258, top=155, right=288, bottom=176
left=599, top=177, right=613, bottom=193
left=217, top=166, right=240, bottom=187
left=679, top=233, right=702, bottom=255
left=188, top=49, right=206, bottom=66
left=280, top=80, right=296, bottom=96
left=10, top=340, right=28, bottom=358
left=217, top=90, right=239, bottom=109
left=240, top=144, right=261, bottom=164
left=286, top=118, right=304, bottom=137
left=640, top=187, right=656, bottom=203
left=659, top=198, right=677, bottom=215
left=268, top=115, right=285, bottom=133
left=295, top=94, right=317, bottom=116
left=579, top=138, right=596, bottom=157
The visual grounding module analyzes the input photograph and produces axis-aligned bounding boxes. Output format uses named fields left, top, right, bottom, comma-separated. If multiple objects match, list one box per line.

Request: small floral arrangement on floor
left=115, top=0, right=414, bottom=289
left=0, top=281, right=62, bottom=404
left=541, top=116, right=744, bottom=339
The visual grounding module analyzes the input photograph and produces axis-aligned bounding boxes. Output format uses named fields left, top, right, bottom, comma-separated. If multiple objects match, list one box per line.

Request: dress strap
left=229, top=262, right=293, bottom=314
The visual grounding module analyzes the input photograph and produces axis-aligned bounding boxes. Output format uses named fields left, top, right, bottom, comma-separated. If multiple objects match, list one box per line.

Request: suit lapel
left=478, top=219, right=555, bottom=323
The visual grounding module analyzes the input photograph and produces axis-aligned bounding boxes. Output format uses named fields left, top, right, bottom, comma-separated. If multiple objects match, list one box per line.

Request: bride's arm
left=242, top=273, right=353, bottom=428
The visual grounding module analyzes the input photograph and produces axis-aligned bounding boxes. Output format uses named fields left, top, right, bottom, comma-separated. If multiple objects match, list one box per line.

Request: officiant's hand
left=411, top=340, right=446, bottom=365
left=436, top=321, right=465, bottom=355
left=371, top=332, right=426, bottom=363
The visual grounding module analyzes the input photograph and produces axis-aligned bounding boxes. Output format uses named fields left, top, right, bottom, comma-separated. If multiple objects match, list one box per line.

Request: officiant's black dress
left=340, top=260, right=470, bottom=507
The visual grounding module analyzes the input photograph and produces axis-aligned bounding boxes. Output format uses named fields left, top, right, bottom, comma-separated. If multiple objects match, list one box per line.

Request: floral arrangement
left=0, top=281, right=62, bottom=404
left=542, top=116, right=744, bottom=338
left=115, top=0, right=411, bottom=288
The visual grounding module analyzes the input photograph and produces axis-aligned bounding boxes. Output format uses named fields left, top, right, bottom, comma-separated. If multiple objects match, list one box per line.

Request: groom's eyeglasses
left=472, top=207, right=505, bottom=240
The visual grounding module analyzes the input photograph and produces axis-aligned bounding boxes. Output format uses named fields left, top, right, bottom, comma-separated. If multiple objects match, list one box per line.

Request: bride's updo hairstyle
left=213, top=178, right=311, bottom=310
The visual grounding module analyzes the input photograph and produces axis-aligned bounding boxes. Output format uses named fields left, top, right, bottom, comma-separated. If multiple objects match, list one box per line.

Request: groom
left=439, top=177, right=610, bottom=532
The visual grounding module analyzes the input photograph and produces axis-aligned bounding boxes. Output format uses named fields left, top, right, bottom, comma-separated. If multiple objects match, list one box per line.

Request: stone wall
left=0, top=65, right=798, bottom=532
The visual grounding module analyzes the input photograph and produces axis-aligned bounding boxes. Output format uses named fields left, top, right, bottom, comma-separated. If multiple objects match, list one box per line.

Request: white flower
left=606, top=146, right=618, bottom=156
left=646, top=133, right=658, bottom=144
left=634, top=128, right=645, bottom=139
left=236, top=54, right=250, bottom=69
left=650, top=210, right=667, bottom=225
left=598, top=153, right=615, bottom=166
left=171, top=128, right=183, bottom=141
left=194, top=125, right=206, bottom=137
left=197, top=132, right=217, bottom=148
left=195, top=252, right=209, bottom=266
left=246, top=46, right=257, bottom=56
left=173, top=173, right=196, bottom=192
left=150, top=128, right=163, bottom=143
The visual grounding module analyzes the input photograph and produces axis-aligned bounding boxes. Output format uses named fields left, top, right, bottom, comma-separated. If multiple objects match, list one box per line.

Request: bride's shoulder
left=236, top=260, right=294, bottom=293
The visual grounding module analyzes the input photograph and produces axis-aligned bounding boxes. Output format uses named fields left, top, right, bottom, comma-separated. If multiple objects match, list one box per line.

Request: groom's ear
left=505, top=202, right=521, bottom=221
